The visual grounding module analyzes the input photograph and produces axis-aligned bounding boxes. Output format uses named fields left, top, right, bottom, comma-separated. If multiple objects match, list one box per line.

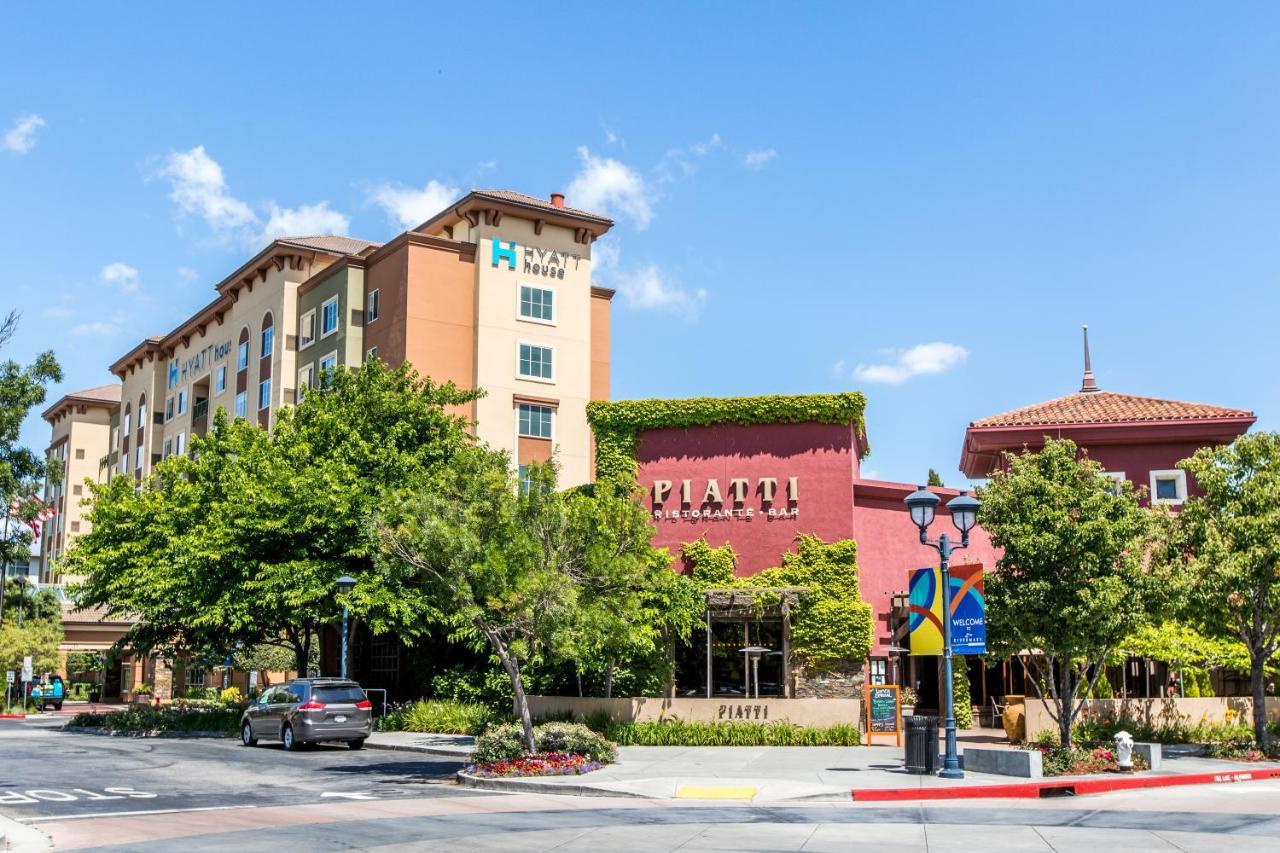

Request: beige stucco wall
left=472, top=218, right=596, bottom=488
left=527, top=695, right=865, bottom=728
left=42, top=404, right=114, bottom=582
left=1021, top=697, right=1280, bottom=739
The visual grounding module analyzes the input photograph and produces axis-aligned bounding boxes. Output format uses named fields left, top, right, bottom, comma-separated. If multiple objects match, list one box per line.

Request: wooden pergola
left=701, top=587, right=804, bottom=698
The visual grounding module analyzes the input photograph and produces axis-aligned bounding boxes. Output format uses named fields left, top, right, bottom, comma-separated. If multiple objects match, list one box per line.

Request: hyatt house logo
left=491, top=239, right=583, bottom=280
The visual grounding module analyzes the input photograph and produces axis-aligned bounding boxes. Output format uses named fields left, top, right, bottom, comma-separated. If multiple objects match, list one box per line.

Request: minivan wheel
left=241, top=722, right=258, bottom=747
left=348, top=738, right=365, bottom=750
left=282, top=724, right=298, bottom=751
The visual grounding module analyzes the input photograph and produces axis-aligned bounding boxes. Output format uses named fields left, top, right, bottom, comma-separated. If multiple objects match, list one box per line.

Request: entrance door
left=912, top=655, right=940, bottom=714
left=104, top=664, right=122, bottom=701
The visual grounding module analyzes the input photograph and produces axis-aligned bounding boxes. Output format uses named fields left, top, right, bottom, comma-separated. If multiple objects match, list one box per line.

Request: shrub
left=220, top=686, right=243, bottom=705
left=182, top=686, right=218, bottom=701
left=431, top=666, right=513, bottom=710
left=597, top=719, right=863, bottom=747
left=533, top=722, right=616, bottom=763
left=69, top=706, right=240, bottom=735
left=473, top=723, right=527, bottom=764
left=133, top=683, right=154, bottom=696
left=952, top=657, right=973, bottom=729
left=377, top=699, right=494, bottom=735
left=1037, top=744, right=1149, bottom=776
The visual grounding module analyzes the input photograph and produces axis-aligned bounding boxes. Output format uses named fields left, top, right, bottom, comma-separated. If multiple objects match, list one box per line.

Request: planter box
left=1134, top=742, right=1161, bottom=771
left=962, top=746, right=1043, bottom=778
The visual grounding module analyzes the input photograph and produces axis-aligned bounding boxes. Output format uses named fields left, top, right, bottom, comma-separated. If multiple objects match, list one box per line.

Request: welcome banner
left=907, top=563, right=986, bottom=656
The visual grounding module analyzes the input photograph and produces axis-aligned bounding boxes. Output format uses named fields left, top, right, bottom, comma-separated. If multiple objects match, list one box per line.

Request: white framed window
left=321, top=296, right=339, bottom=337
left=517, top=342, right=553, bottom=382
left=214, top=365, right=227, bottom=394
left=365, top=346, right=378, bottom=362
left=177, top=389, right=188, bottom=415
left=517, top=403, right=553, bottom=439
left=175, top=432, right=186, bottom=456
left=137, top=401, right=147, bottom=428
left=258, top=378, right=271, bottom=411
left=319, top=351, right=337, bottom=373
left=134, top=446, right=143, bottom=470
left=165, top=397, right=174, bottom=422
left=518, top=284, right=554, bottom=324
left=296, top=365, right=314, bottom=402
left=518, top=464, right=533, bottom=495
left=234, top=391, right=247, bottom=420
left=868, top=658, right=887, bottom=686
left=261, top=325, right=274, bottom=359
left=237, top=340, right=250, bottom=371
left=110, top=426, right=119, bottom=449
left=1102, top=471, right=1126, bottom=494
left=1150, top=469, right=1187, bottom=505
left=163, top=438, right=173, bottom=459
left=366, top=289, right=380, bottom=324
left=123, top=412, right=131, bottom=435
left=299, top=310, right=316, bottom=349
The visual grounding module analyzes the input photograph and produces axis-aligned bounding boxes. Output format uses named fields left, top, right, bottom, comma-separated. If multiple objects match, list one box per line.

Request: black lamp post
left=334, top=575, right=357, bottom=679
left=904, top=486, right=980, bottom=780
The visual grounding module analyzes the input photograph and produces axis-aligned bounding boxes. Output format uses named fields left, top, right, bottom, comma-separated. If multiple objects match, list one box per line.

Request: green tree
left=0, top=310, right=62, bottom=618
left=980, top=438, right=1161, bottom=746
left=1, top=580, right=61, bottom=626
left=67, top=361, right=480, bottom=672
left=927, top=469, right=945, bottom=488
left=1170, top=433, right=1280, bottom=749
left=0, top=619, right=62, bottom=676
left=376, top=452, right=673, bottom=752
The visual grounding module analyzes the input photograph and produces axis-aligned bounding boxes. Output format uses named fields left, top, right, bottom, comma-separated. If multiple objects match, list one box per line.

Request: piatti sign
left=649, top=476, right=800, bottom=522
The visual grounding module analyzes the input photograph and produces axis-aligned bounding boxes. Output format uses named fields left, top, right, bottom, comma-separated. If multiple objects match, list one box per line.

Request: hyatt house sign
left=648, top=476, right=800, bottom=522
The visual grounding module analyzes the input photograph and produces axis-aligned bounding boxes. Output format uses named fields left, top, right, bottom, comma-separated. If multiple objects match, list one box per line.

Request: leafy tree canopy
left=980, top=438, right=1164, bottom=745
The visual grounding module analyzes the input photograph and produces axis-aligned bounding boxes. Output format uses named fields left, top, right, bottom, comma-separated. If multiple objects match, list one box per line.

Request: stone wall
left=793, top=661, right=865, bottom=700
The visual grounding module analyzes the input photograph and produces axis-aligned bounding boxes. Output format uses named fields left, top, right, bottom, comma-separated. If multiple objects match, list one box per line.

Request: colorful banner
left=907, top=563, right=986, bottom=656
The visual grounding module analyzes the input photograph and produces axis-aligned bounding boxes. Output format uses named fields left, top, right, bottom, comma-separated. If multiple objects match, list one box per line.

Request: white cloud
left=100, top=262, right=140, bottom=293
left=259, top=201, right=349, bottom=242
left=567, top=146, right=653, bottom=228
left=689, top=133, right=723, bottom=157
left=370, top=179, right=459, bottom=229
left=3, top=115, right=45, bottom=154
left=160, top=145, right=257, bottom=233
left=853, top=342, right=970, bottom=385
left=656, top=133, right=724, bottom=183
left=614, top=263, right=707, bottom=317
left=177, top=266, right=198, bottom=282
left=743, top=148, right=777, bottom=170
left=42, top=305, right=73, bottom=319
left=591, top=236, right=620, bottom=274
left=70, top=320, right=121, bottom=337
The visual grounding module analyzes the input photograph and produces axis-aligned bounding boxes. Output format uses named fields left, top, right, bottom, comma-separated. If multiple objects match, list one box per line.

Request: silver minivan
left=240, top=678, right=372, bottom=751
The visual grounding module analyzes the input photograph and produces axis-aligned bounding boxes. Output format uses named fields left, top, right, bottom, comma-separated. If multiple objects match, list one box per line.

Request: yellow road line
left=674, top=785, right=758, bottom=800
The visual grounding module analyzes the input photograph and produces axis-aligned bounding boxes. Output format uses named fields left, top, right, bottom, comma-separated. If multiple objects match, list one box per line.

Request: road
left=6, top=720, right=1280, bottom=851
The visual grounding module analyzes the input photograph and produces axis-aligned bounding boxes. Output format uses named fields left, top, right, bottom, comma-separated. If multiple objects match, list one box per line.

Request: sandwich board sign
left=865, top=683, right=901, bottom=746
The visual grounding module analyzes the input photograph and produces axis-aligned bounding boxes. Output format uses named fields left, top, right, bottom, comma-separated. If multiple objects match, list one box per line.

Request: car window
left=314, top=686, right=366, bottom=704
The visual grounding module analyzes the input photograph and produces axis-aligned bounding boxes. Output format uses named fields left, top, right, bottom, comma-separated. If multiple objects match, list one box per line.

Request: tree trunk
left=604, top=658, right=615, bottom=699
left=477, top=620, right=536, bottom=753
left=1251, top=648, right=1268, bottom=751
left=1058, top=662, right=1074, bottom=747
left=301, top=627, right=313, bottom=677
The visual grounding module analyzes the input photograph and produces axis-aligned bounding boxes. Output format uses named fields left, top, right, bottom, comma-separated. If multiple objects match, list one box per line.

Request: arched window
left=261, top=312, right=274, bottom=359
left=137, top=394, right=147, bottom=432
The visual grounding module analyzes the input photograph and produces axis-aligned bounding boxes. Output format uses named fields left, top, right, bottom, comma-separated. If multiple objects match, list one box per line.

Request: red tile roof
left=970, top=391, right=1255, bottom=428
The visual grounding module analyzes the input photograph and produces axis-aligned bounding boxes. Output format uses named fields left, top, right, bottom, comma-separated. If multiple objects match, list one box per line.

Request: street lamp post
left=334, top=575, right=357, bottom=679
left=904, top=486, right=980, bottom=780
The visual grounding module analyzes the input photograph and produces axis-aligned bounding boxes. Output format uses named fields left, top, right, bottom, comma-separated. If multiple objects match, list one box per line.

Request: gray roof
left=276, top=235, right=381, bottom=255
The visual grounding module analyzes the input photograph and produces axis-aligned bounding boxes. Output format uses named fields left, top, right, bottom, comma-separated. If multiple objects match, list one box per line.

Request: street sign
left=5, top=670, right=13, bottom=684
left=20, top=656, right=32, bottom=682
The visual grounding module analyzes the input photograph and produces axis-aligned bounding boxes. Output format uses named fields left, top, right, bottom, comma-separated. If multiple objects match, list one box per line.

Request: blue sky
left=3, top=3, right=1277, bottom=487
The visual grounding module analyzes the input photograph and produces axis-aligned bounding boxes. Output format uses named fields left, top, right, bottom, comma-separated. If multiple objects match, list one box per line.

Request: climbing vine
left=586, top=393, right=869, bottom=484
left=682, top=534, right=874, bottom=672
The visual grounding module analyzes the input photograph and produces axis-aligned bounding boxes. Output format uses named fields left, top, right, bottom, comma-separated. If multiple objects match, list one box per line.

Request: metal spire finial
left=1080, top=325, right=1099, bottom=393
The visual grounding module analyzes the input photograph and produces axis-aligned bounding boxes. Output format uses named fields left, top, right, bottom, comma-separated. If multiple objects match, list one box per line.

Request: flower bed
left=1038, top=744, right=1149, bottom=776
left=1204, top=743, right=1280, bottom=762
left=467, top=752, right=604, bottom=778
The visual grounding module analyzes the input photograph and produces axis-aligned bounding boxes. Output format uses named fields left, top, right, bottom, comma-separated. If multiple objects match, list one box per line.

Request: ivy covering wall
left=586, top=393, right=869, bottom=484
left=682, top=534, right=874, bottom=672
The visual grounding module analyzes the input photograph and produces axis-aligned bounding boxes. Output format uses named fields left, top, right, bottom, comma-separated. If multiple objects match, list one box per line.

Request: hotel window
left=177, top=389, right=188, bottom=415
left=163, top=438, right=172, bottom=459
left=175, top=432, right=186, bottom=457
left=165, top=397, right=174, bottom=422
left=296, top=365, right=314, bottom=402
left=319, top=351, right=337, bottom=373
left=123, top=411, right=131, bottom=435
left=366, top=289, right=380, bottom=324
left=1102, top=471, right=1126, bottom=495
left=1150, top=469, right=1187, bottom=505
left=215, top=365, right=227, bottom=394
left=258, top=378, right=271, bottom=411
left=137, top=400, right=147, bottom=429
left=75, top=448, right=84, bottom=460
left=299, top=310, right=316, bottom=349
left=134, top=446, right=143, bottom=470
left=261, top=324, right=274, bottom=359
left=519, top=284, right=554, bottom=323
left=237, top=339, right=250, bottom=371
left=517, top=403, right=553, bottom=439
left=234, top=391, right=247, bottom=420
left=518, top=464, right=533, bottom=495
left=321, top=296, right=339, bottom=337
left=517, top=343, right=553, bottom=381
left=365, top=346, right=378, bottom=362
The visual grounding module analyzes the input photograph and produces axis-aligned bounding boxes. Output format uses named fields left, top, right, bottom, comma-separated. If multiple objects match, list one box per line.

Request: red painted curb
left=850, top=767, right=1280, bottom=801
left=0, top=714, right=27, bottom=719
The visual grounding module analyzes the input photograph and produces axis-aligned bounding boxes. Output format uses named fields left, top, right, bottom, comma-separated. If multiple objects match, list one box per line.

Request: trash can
left=904, top=715, right=938, bottom=774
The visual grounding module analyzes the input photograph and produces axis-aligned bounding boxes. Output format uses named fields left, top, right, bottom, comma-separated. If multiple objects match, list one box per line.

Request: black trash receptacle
left=904, top=715, right=938, bottom=774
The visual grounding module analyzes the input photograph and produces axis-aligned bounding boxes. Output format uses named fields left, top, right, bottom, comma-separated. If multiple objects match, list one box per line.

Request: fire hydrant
left=1114, top=730, right=1134, bottom=772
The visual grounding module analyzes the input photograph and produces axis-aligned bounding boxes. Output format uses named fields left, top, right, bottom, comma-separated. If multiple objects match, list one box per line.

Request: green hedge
left=68, top=707, right=241, bottom=735
left=600, top=719, right=863, bottom=747
left=376, top=699, right=495, bottom=735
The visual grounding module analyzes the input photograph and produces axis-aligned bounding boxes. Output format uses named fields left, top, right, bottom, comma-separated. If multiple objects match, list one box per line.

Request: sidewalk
left=364, top=730, right=1280, bottom=802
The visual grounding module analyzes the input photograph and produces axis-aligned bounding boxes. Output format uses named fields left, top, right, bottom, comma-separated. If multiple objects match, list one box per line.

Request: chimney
left=550, top=192, right=565, bottom=208
left=1080, top=325, right=1100, bottom=393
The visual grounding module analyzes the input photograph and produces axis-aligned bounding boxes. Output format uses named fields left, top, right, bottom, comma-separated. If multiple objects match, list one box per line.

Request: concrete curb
left=0, top=813, right=51, bottom=852
left=364, top=740, right=472, bottom=759
left=60, top=726, right=233, bottom=739
left=455, top=770, right=652, bottom=798
left=849, top=766, right=1280, bottom=801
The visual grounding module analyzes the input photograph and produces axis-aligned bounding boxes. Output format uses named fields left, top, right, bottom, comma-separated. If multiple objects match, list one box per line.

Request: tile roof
left=469, top=189, right=613, bottom=224
left=276, top=235, right=380, bottom=255
left=970, top=391, right=1255, bottom=428
left=64, top=383, right=122, bottom=403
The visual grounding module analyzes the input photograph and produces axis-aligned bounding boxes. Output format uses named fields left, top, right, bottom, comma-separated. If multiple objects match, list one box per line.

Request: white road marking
left=321, top=791, right=376, bottom=800
left=18, top=804, right=257, bottom=823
